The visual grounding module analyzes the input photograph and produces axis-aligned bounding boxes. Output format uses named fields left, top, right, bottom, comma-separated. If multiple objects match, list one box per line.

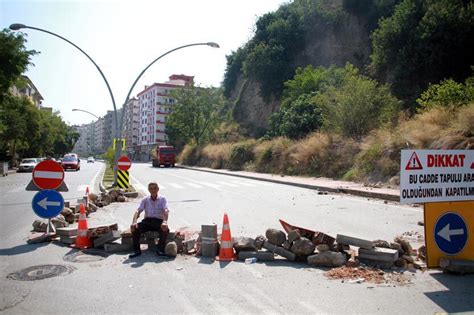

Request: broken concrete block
left=93, top=230, right=121, bottom=248
left=336, top=234, right=374, bottom=249
left=52, top=215, right=68, bottom=229
left=88, top=203, right=98, bottom=212
left=233, top=237, right=257, bottom=252
left=201, top=241, right=218, bottom=257
left=282, top=241, right=292, bottom=250
left=165, top=241, right=178, bottom=257
left=439, top=258, right=474, bottom=274
left=104, top=242, right=133, bottom=253
left=291, top=237, right=316, bottom=256
left=402, top=254, right=415, bottom=263
left=308, top=251, right=346, bottom=267
left=359, top=258, right=394, bottom=269
left=27, top=232, right=56, bottom=244
left=254, top=235, right=266, bottom=250
left=56, top=227, right=78, bottom=237
left=373, top=239, right=390, bottom=248
left=124, top=192, right=139, bottom=198
left=358, top=247, right=399, bottom=262
left=266, top=228, right=286, bottom=246
left=238, top=251, right=275, bottom=261
left=60, top=207, right=73, bottom=217
left=184, top=239, right=196, bottom=254
left=117, top=195, right=127, bottom=202
left=394, top=236, right=413, bottom=255
left=32, top=220, right=48, bottom=232
left=287, top=229, right=301, bottom=244
left=263, top=241, right=296, bottom=261
left=60, top=235, right=77, bottom=245
left=201, top=224, right=218, bottom=239
left=317, top=244, right=330, bottom=252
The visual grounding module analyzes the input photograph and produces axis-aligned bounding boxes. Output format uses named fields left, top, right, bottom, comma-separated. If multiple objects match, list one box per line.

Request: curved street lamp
left=115, top=42, right=220, bottom=183
left=10, top=23, right=119, bottom=135
left=72, top=108, right=100, bottom=120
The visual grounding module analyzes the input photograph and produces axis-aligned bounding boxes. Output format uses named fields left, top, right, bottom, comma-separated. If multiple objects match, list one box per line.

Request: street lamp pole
left=72, top=108, right=100, bottom=120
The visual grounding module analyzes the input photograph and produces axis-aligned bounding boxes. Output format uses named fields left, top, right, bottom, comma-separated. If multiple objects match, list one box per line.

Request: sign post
left=400, top=150, right=474, bottom=267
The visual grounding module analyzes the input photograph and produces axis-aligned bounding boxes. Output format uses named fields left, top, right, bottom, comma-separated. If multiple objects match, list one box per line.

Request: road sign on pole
left=424, top=201, right=474, bottom=267
left=32, top=189, right=65, bottom=219
left=32, top=160, right=65, bottom=190
left=117, top=156, right=131, bottom=171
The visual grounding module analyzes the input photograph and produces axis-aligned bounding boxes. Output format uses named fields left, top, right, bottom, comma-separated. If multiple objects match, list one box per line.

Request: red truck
left=152, top=145, right=176, bottom=167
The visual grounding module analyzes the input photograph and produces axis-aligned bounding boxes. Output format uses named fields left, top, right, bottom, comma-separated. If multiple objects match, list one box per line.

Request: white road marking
left=230, top=180, right=256, bottom=187
left=216, top=181, right=238, bottom=187
left=169, top=183, right=185, bottom=189
left=199, top=182, right=222, bottom=190
left=185, top=182, right=203, bottom=188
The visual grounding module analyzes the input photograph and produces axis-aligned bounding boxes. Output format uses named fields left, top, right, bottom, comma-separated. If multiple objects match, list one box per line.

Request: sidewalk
left=176, top=164, right=400, bottom=202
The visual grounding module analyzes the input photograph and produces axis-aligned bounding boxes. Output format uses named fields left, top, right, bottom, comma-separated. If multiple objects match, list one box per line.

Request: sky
left=1, top=0, right=288, bottom=125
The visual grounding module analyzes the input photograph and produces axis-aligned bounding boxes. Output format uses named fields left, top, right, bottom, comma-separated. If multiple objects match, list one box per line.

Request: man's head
left=148, top=182, right=159, bottom=198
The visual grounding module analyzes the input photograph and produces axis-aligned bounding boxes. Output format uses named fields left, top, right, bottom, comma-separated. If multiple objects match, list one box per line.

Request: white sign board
left=400, top=150, right=474, bottom=204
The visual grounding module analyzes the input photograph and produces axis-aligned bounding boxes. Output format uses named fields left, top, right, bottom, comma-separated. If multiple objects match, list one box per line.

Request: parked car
left=61, top=155, right=80, bottom=171
left=87, top=157, right=95, bottom=163
left=17, top=158, right=38, bottom=172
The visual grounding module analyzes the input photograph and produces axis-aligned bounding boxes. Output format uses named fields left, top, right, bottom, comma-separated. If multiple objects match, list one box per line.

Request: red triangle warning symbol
left=405, top=152, right=423, bottom=170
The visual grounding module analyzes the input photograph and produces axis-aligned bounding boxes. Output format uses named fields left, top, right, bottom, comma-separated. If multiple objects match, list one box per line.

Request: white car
left=17, top=158, right=38, bottom=172
left=87, top=157, right=95, bottom=163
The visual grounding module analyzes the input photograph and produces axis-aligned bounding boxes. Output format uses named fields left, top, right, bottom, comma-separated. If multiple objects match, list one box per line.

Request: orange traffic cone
left=73, top=204, right=92, bottom=249
left=216, top=213, right=236, bottom=261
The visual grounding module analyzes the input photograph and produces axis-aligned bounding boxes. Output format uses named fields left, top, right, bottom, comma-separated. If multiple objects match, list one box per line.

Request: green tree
left=166, top=86, right=224, bottom=146
left=0, top=29, right=38, bottom=98
left=318, top=73, right=400, bottom=139
left=417, top=76, right=474, bottom=110
left=371, top=0, right=474, bottom=109
left=267, top=64, right=358, bottom=139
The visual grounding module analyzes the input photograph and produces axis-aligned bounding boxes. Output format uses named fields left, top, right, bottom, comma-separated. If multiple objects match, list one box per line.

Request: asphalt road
left=1, top=162, right=473, bottom=314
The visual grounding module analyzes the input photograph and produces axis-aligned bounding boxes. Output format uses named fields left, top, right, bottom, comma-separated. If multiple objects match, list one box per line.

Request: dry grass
left=200, top=143, right=232, bottom=169
left=179, top=104, right=474, bottom=183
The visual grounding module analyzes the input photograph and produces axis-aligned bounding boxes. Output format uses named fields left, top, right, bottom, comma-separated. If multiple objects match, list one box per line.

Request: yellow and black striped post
left=117, top=170, right=129, bottom=188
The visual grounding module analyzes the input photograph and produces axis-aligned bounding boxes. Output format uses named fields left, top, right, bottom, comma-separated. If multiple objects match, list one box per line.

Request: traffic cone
left=73, top=204, right=92, bottom=249
left=216, top=213, right=236, bottom=261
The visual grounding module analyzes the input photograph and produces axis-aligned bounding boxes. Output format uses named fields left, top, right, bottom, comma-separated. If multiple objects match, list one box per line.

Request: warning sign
left=400, top=150, right=474, bottom=204
left=405, top=152, right=423, bottom=170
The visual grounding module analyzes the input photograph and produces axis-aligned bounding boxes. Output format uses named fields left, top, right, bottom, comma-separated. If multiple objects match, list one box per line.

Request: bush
left=417, top=77, right=474, bottom=110
left=229, top=140, right=256, bottom=170
left=200, top=144, right=232, bottom=169
left=179, top=144, right=200, bottom=165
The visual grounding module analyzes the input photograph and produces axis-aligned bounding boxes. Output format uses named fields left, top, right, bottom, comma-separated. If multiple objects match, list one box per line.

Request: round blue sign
left=32, top=189, right=64, bottom=219
left=434, top=212, right=468, bottom=255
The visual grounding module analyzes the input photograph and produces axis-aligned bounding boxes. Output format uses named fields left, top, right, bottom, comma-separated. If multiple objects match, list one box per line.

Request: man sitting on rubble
left=129, top=182, right=169, bottom=258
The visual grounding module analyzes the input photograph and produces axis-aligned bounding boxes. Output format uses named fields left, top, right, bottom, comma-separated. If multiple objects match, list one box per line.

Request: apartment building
left=136, top=74, right=193, bottom=161
left=122, top=98, right=140, bottom=159
left=10, top=75, right=44, bottom=109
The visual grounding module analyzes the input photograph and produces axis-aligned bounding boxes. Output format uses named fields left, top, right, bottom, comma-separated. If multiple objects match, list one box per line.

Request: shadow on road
left=0, top=242, right=48, bottom=256
left=424, top=271, right=474, bottom=313
left=123, top=252, right=175, bottom=268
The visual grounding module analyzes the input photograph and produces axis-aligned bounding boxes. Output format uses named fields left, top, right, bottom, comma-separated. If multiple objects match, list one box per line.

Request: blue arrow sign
left=32, top=189, right=64, bottom=219
left=434, top=212, right=468, bottom=255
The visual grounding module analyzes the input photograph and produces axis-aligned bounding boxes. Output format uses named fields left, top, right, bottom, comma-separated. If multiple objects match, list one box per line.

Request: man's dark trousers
left=132, top=218, right=169, bottom=253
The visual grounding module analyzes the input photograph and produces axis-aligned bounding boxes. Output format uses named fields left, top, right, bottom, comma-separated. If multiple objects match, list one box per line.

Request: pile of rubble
left=228, top=227, right=426, bottom=271
left=31, top=189, right=139, bottom=234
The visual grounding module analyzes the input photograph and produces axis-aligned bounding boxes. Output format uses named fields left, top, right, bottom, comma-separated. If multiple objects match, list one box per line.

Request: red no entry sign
left=117, top=156, right=132, bottom=171
left=33, top=160, right=65, bottom=190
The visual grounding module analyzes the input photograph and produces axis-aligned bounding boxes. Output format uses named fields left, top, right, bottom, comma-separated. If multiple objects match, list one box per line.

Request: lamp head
left=9, top=23, right=26, bottom=31
left=206, top=42, right=220, bottom=48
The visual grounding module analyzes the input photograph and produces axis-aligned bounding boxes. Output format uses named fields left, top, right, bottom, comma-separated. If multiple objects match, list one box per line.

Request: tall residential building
left=10, top=75, right=44, bottom=109
left=122, top=98, right=140, bottom=159
left=136, top=74, right=193, bottom=161
left=93, top=117, right=105, bottom=155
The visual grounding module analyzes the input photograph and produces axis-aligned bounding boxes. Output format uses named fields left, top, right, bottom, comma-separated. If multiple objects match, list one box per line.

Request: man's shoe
left=129, top=252, right=142, bottom=259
